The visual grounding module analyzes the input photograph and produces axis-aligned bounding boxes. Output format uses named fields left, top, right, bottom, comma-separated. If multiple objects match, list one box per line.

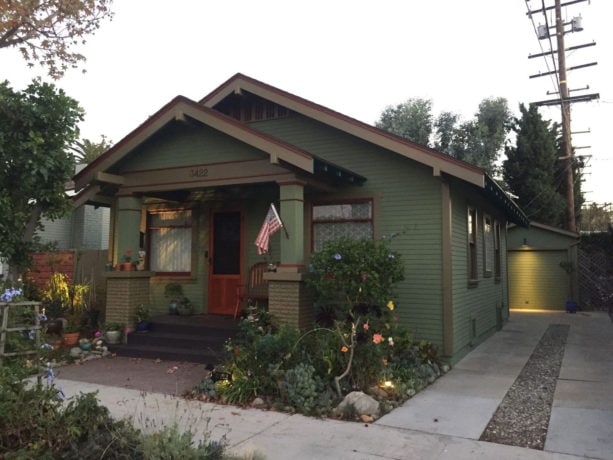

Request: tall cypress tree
left=503, top=104, right=566, bottom=226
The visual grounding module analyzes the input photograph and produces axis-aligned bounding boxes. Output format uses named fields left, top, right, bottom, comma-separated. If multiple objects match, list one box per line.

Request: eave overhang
left=72, top=95, right=365, bottom=206
left=483, top=176, right=529, bottom=227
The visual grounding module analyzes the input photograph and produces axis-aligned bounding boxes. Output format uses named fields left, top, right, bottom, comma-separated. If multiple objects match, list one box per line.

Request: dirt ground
left=54, top=355, right=209, bottom=396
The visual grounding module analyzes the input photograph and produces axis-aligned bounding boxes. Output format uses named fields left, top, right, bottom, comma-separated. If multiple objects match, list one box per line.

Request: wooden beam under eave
left=95, top=171, right=125, bottom=185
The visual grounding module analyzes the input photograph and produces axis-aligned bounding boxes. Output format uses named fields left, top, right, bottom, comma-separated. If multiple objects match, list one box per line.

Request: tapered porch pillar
left=266, top=181, right=313, bottom=330
left=115, top=196, right=142, bottom=263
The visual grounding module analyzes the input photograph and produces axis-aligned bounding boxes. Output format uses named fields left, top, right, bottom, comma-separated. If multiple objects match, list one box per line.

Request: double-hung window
left=312, top=200, right=373, bottom=252
left=483, top=215, right=494, bottom=276
left=148, top=210, right=192, bottom=274
left=468, top=207, right=477, bottom=281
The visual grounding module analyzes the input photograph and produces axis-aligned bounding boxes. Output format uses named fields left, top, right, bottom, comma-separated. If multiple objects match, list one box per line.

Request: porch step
left=108, top=314, right=239, bottom=364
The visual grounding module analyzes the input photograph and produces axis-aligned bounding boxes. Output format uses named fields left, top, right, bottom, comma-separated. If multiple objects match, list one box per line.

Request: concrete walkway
left=55, top=310, right=613, bottom=460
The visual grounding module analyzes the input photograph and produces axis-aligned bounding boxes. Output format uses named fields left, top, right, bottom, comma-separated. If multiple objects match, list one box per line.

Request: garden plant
left=194, top=237, right=445, bottom=417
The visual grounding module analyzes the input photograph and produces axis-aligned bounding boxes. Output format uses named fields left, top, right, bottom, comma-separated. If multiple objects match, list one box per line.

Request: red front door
left=208, top=210, right=242, bottom=315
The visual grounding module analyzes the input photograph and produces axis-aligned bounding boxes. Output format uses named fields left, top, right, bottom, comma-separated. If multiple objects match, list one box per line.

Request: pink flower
left=94, top=331, right=101, bottom=338
left=363, top=323, right=369, bottom=330
left=373, top=333, right=384, bottom=344
left=341, top=346, right=349, bottom=353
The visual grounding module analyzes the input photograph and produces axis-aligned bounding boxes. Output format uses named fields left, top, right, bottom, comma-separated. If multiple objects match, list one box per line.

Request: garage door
left=508, top=250, right=569, bottom=310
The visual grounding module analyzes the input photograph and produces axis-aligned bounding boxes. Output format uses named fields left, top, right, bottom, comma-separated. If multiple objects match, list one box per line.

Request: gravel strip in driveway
left=479, top=323, right=569, bottom=450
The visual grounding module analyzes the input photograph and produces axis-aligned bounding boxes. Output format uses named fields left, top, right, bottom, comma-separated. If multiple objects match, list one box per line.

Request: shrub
left=280, top=363, right=323, bottom=415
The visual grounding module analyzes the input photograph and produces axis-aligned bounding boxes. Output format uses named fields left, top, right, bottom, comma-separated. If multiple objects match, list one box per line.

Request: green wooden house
left=73, top=73, right=528, bottom=363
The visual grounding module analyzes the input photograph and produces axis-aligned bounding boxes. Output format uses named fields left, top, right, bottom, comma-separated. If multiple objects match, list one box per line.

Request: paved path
left=55, top=310, right=613, bottom=460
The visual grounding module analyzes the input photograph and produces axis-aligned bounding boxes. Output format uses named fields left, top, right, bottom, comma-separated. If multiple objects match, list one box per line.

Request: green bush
left=280, top=363, right=323, bottom=415
left=0, top=361, right=228, bottom=458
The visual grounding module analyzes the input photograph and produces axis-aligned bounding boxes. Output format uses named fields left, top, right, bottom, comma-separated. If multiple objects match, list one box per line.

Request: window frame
left=147, top=208, right=193, bottom=277
left=468, top=207, right=478, bottom=282
left=483, top=214, right=494, bottom=277
left=311, top=199, right=374, bottom=251
left=494, top=220, right=502, bottom=279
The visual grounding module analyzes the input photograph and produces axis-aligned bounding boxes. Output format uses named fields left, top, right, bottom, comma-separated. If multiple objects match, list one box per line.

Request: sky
left=1, top=0, right=611, bottom=205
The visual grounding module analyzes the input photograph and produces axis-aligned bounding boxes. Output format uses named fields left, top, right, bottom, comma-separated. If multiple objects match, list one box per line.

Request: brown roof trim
left=509, top=221, right=580, bottom=238
left=73, top=96, right=325, bottom=191
left=200, top=73, right=486, bottom=187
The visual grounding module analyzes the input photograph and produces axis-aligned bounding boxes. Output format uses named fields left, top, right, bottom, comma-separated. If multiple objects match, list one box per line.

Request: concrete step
left=108, top=314, right=239, bottom=364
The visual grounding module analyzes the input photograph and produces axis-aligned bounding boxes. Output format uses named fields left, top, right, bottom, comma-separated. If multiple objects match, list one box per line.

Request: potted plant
left=164, top=283, right=185, bottom=315
left=177, top=297, right=193, bottom=316
left=62, top=317, right=81, bottom=346
left=104, top=323, right=122, bottom=344
left=120, top=249, right=134, bottom=271
left=135, top=304, right=151, bottom=332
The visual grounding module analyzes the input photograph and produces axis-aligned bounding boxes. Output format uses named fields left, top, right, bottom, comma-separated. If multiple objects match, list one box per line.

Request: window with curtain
left=312, top=201, right=373, bottom=252
left=148, top=210, right=192, bottom=274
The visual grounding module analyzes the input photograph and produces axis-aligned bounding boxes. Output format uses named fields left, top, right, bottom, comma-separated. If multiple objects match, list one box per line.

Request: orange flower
left=341, top=346, right=349, bottom=353
left=373, top=333, right=384, bottom=344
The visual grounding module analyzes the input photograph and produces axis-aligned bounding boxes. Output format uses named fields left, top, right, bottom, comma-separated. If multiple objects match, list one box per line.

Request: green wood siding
left=251, top=114, right=445, bottom=346
left=117, top=122, right=266, bottom=172
left=449, top=185, right=509, bottom=360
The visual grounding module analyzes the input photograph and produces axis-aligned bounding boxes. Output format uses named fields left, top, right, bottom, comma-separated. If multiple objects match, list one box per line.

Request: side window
left=494, top=221, right=502, bottom=278
left=312, top=200, right=373, bottom=252
left=468, top=207, right=477, bottom=281
left=148, top=210, right=192, bottom=274
left=483, top=215, right=494, bottom=276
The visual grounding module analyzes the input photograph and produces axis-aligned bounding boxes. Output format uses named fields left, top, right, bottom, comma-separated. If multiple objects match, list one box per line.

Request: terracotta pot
left=62, top=332, right=80, bottom=346
left=120, top=262, right=133, bottom=271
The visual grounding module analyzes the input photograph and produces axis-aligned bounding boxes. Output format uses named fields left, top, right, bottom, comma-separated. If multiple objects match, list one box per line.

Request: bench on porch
left=234, top=262, right=270, bottom=319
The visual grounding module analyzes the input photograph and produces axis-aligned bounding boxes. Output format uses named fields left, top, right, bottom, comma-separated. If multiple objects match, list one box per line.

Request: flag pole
left=271, top=203, right=289, bottom=239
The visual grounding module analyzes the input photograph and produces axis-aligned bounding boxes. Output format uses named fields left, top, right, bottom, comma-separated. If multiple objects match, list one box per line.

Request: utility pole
left=527, top=0, right=598, bottom=233
left=555, top=0, right=576, bottom=232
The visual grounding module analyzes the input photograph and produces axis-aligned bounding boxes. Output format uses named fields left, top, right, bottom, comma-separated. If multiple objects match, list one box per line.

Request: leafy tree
left=375, top=98, right=433, bottom=146
left=580, top=202, right=612, bottom=233
left=0, top=0, right=114, bottom=78
left=0, top=80, right=83, bottom=278
left=376, top=96, right=510, bottom=175
left=447, top=98, right=511, bottom=175
left=433, top=111, right=459, bottom=155
left=71, top=135, right=112, bottom=164
left=503, top=104, right=566, bottom=226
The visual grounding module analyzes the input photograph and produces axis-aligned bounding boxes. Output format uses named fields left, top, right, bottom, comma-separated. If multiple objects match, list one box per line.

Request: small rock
left=252, top=397, right=265, bottom=407
left=406, top=388, right=416, bottom=397
left=441, top=364, right=450, bottom=373
left=360, top=414, right=374, bottom=423
left=336, top=391, right=380, bottom=417
left=70, top=347, right=83, bottom=358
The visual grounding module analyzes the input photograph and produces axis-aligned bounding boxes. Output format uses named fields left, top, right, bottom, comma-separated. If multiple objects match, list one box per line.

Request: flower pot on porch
left=62, top=331, right=80, bottom=347
left=105, top=330, right=122, bottom=344
left=136, top=320, right=150, bottom=332
left=120, top=262, right=134, bottom=271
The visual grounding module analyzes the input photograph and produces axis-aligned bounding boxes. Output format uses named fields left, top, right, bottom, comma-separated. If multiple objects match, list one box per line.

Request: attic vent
left=221, top=101, right=290, bottom=123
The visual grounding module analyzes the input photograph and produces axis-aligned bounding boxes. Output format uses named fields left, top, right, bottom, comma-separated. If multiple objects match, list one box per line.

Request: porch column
left=278, top=181, right=305, bottom=271
left=266, top=181, right=313, bottom=330
left=115, top=196, right=142, bottom=264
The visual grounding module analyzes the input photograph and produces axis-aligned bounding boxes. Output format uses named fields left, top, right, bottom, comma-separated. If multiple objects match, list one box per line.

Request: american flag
left=254, top=204, right=283, bottom=255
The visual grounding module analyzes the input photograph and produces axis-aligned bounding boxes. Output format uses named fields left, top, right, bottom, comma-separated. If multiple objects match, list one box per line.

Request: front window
left=148, top=210, right=192, bottom=274
left=312, top=200, right=373, bottom=251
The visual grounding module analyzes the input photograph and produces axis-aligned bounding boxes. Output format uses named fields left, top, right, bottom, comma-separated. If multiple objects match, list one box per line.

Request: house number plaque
left=189, top=167, right=209, bottom=178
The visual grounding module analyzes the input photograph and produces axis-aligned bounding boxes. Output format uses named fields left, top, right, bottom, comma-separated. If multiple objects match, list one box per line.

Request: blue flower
left=56, top=387, right=66, bottom=401
left=28, top=329, right=35, bottom=340
left=38, top=313, right=47, bottom=322
left=388, top=254, right=395, bottom=259
left=334, top=253, right=342, bottom=260
left=41, top=343, right=53, bottom=350
left=44, top=365, right=55, bottom=384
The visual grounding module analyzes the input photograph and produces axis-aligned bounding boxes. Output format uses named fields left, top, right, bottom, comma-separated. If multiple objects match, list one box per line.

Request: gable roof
left=200, top=73, right=528, bottom=226
left=74, top=73, right=527, bottom=226
left=73, top=96, right=365, bottom=195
